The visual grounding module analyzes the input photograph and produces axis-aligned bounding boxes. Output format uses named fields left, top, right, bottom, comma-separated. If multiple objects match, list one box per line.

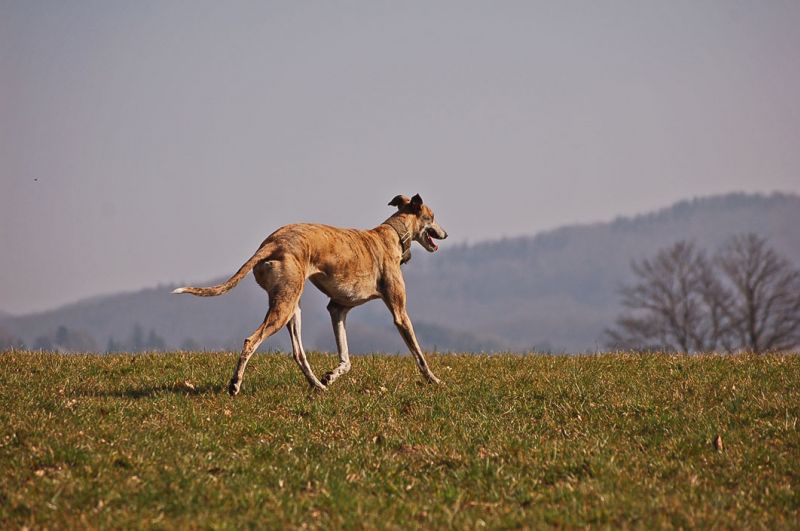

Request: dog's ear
left=388, top=195, right=411, bottom=209
left=410, top=194, right=423, bottom=212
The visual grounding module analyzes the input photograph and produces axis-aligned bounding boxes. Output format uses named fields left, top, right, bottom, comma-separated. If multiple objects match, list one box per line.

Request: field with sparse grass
left=1, top=351, right=799, bottom=529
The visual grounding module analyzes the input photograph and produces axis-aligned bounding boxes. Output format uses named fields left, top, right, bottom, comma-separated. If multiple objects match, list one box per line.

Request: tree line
left=606, top=234, right=800, bottom=353
left=27, top=324, right=168, bottom=353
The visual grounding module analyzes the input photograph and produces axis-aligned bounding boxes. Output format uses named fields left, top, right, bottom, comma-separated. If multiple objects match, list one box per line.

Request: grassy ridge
left=1, top=351, right=798, bottom=528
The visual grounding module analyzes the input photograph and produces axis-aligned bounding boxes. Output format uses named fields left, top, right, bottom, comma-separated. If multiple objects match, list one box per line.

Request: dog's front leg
left=381, top=277, right=442, bottom=385
left=392, top=310, right=442, bottom=385
left=321, top=301, right=352, bottom=386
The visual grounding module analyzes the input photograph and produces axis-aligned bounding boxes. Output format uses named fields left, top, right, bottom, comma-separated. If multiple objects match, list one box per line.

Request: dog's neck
left=382, top=216, right=412, bottom=265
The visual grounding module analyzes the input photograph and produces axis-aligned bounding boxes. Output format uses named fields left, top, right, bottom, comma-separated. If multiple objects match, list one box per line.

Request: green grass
left=1, top=351, right=798, bottom=529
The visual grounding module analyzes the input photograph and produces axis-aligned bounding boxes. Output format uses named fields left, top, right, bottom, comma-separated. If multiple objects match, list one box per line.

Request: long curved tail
left=171, top=243, right=274, bottom=297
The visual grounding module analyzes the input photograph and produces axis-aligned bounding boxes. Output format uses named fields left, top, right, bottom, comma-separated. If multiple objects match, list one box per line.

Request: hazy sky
left=2, top=1, right=799, bottom=315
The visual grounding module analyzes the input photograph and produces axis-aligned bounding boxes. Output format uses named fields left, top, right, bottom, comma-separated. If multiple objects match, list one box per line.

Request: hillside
left=3, top=192, right=799, bottom=352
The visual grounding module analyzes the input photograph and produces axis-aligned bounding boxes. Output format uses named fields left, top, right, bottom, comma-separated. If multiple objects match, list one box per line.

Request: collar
left=382, top=217, right=412, bottom=265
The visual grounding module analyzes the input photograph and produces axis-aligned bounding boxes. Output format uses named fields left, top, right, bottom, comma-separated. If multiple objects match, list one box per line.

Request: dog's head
left=388, top=194, right=448, bottom=252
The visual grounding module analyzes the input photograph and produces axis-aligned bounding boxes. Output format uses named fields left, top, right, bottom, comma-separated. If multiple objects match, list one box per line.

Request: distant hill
left=3, top=192, right=799, bottom=353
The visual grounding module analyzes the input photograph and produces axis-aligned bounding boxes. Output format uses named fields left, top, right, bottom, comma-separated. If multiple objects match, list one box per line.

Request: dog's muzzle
left=422, top=225, right=447, bottom=252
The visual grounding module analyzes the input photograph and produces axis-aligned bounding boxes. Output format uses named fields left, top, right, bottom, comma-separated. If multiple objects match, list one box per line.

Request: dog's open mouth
left=424, top=229, right=439, bottom=251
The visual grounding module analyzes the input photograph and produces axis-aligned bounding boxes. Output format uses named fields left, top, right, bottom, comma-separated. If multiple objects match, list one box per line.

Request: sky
left=1, top=1, right=799, bottom=315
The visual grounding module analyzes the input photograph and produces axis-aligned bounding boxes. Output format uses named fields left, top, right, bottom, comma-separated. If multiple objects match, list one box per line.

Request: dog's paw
left=308, top=381, right=328, bottom=393
left=228, top=380, right=241, bottom=396
left=426, top=375, right=444, bottom=385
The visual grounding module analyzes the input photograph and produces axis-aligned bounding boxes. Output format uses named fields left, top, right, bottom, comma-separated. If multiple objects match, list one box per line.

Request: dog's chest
left=308, top=271, right=380, bottom=305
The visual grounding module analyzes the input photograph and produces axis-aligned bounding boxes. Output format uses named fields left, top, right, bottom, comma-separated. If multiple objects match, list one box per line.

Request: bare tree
left=716, top=234, right=800, bottom=352
left=695, top=257, right=735, bottom=351
left=605, top=241, right=725, bottom=352
left=607, top=234, right=800, bottom=353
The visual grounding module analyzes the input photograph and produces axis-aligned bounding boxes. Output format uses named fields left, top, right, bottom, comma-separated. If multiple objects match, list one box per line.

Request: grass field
left=1, top=351, right=798, bottom=529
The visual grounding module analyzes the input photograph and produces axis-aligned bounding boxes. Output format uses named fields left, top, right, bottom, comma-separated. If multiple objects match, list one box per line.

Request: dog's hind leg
left=229, top=287, right=301, bottom=396
left=287, top=307, right=327, bottom=391
left=320, top=301, right=352, bottom=386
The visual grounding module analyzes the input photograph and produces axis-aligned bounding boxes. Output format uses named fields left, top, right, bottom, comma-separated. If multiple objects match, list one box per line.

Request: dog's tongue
left=426, top=230, right=439, bottom=251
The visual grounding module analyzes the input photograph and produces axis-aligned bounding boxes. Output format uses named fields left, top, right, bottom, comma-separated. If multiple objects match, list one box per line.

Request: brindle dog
left=173, top=194, right=448, bottom=394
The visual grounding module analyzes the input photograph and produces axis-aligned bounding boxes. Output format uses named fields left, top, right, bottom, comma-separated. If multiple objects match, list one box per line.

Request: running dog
left=172, top=194, right=448, bottom=394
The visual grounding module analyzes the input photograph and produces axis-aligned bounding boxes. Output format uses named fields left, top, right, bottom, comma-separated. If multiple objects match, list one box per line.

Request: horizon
left=3, top=189, right=796, bottom=318
left=3, top=2, right=800, bottom=313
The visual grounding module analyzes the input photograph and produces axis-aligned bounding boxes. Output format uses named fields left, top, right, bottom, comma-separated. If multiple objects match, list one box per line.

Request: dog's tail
left=171, top=242, right=274, bottom=297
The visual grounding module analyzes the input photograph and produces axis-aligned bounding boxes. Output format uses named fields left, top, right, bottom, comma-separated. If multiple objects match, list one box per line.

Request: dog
left=172, top=194, right=448, bottom=394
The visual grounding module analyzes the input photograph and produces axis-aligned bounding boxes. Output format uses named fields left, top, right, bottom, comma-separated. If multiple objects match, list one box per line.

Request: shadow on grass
left=76, top=382, right=227, bottom=399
